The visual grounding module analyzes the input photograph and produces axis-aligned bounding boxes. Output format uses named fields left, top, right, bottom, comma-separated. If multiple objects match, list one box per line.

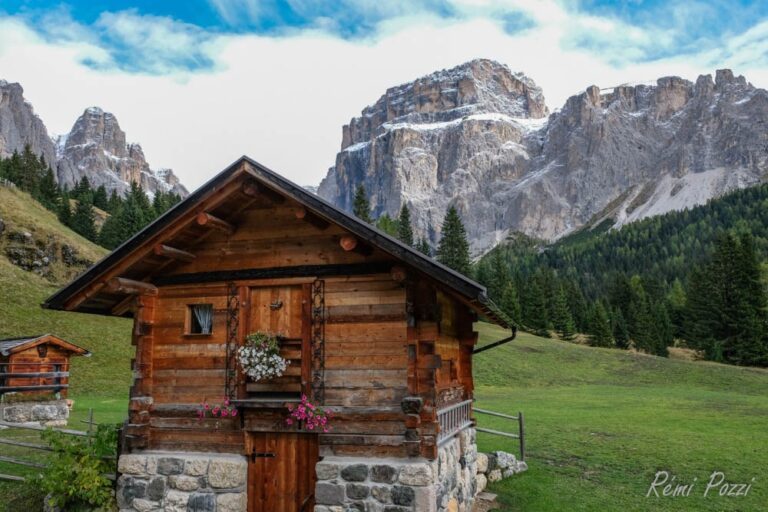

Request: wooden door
left=247, top=432, right=318, bottom=512
left=245, top=285, right=310, bottom=399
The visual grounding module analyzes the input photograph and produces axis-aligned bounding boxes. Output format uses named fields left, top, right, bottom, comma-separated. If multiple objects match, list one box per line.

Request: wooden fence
left=0, top=362, right=69, bottom=395
left=0, top=409, right=116, bottom=483
left=474, top=407, right=525, bottom=461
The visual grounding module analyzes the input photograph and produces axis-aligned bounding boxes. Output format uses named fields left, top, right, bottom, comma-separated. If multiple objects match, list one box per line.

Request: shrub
left=33, top=423, right=119, bottom=510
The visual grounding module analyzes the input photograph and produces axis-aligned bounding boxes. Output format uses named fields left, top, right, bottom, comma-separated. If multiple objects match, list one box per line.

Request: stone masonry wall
left=117, top=452, right=247, bottom=512
left=0, top=399, right=69, bottom=427
left=314, top=428, right=478, bottom=512
left=475, top=450, right=528, bottom=494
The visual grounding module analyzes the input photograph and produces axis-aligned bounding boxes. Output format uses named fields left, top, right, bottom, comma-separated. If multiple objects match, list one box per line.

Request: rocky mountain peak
left=56, top=107, right=188, bottom=198
left=320, top=64, right=768, bottom=256
left=341, top=58, right=548, bottom=149
left=0, top=81, right=57, bottom=167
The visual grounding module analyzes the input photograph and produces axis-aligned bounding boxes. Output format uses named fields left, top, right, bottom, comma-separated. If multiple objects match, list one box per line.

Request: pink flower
left=286, top=418, right=293, bottom=425
left=204, top=403, right=210, bottom=410
left=231, top=409, right=238, bottom=417
left=221, top=409, right=229, bottom=417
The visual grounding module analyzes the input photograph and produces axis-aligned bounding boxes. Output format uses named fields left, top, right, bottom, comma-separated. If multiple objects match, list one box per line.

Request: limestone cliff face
left=0, top=80, right=57, bottom=168
left=56, top=107, right=188, bottom=197
left=319, top=61, right=768, bottom=255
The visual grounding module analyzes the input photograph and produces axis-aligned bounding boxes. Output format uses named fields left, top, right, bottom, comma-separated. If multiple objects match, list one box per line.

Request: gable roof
left=42, top=156, right=512, bottom=328
left=0, top=334, right=91, bottom=357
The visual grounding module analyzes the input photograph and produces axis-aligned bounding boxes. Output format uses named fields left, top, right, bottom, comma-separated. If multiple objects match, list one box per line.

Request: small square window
left=188, top=304, right=213, bottom=335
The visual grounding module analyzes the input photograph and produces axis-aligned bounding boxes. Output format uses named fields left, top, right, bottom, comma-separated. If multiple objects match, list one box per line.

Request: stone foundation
left=476, top=450, right=527, bottom=492
left=116, top=452, right=247, bottom=512
left=314, top=428, right=478, bottom=512
left=0, top=399, right=69, bottom=427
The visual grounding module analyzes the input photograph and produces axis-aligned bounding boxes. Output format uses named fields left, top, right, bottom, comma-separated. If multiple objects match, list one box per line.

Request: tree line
left=0, top=145, right=181, bottom=249
left=353, top=183, right=768, bottom=368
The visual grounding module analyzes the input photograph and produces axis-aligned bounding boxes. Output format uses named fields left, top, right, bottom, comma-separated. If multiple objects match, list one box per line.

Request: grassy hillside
left=474, top=323, right=768, bottom=511
left=0, top=185, right=132, bottom=398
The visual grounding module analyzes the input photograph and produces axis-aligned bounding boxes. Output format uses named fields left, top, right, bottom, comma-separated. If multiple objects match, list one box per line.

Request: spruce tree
left=352, top=185, right=372, bottom=223
left=500, top=281, right=522, bottom=328
left=37, top=167, right=60, bottom=211
left=416, top=238, right=431, bottom=256
left=397, top=205, right=414, bottom=246
left=552, top=286, right=577, bottom=341
left=612, top=308, right=631, bottom=349
left=588, top=302, right=614, bottom=347
left=70, top=193, right=97, bottom=241
left=93, top=185, right=109, bottom=211
left=57, top=191, right=73, bottom=227
left=106, top=190, right=122, bottom=214
left=436, top=206, right=471, bottom=276
left=73, top=176, right=92, bottom=200
left=487, top=251, right=511, bottom=302
left=523, top=271, right=550, bottom=337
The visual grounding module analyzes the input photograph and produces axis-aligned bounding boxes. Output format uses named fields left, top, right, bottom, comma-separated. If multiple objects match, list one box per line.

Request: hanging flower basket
left=286, top=395, right=332, bottom=433
left=237, top=332, right=289, bottom=381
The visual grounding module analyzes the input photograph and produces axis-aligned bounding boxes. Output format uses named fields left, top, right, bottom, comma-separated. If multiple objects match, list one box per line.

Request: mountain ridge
left=0, top=81, right=188, bottom=198
left=319, top=59, right=768, bottom=255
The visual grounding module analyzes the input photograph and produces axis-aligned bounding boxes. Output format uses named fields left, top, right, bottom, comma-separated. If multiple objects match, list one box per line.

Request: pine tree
left=487, top=251, right=511, bottom=302
left=552, top=286, right=577, bottom=341
left=416, top=238, right=431, bottom=256
left=37, top=167, right=60, bottom=211
left=106, top=190, right=122, bottom=214
left=92, top=185, right=109, bottom=211
left=588, top=302, right=614, bottom=347
left=73, top=176, right=92, bottom=200
left=523, top=271, right=549, bottom=337
left=397, top=205, right=414, bottom=246
left=70, top=193, right=97, bottom=241
left=612, top=308, right=630, bottom=349
left=352, top=185, right=372, bottom=223
left=57, top=191, right=72, bottom=227
left=436, top=206, right=471, bottom=276
left=500, top=281, right=522, bottom=327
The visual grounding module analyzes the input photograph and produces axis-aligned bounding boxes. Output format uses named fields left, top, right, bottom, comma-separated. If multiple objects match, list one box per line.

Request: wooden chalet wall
left=1, top=346, right=71, bottom=397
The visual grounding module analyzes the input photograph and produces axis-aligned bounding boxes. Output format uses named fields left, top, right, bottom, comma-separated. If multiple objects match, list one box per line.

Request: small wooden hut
left=43, top=157, right=513, bottom=512
left=0, top=334, right=90, bottom=397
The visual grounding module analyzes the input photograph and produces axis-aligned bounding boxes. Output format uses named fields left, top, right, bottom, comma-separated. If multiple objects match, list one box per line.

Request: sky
left=2, top=0, right=768, bottom=189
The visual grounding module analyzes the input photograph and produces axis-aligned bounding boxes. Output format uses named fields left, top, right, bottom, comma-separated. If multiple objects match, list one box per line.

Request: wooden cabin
left=43, top=157, right=513, bottom=512
left=0, top=334, right=90, bottom=398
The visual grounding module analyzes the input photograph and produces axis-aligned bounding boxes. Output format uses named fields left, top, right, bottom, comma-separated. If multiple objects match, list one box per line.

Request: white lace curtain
left=192, top=304, right=213, bottom=334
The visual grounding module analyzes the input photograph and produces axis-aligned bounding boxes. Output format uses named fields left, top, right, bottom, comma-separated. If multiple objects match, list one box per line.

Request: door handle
left=270, top=300, right=283, bottom=310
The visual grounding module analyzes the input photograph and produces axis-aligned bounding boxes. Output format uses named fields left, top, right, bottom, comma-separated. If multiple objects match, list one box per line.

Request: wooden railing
left=437, top=399, right=473, bottom=446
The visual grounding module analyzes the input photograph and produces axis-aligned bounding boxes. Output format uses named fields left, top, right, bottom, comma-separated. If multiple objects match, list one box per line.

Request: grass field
left=474, top=323, right=768, bottom=511
left=1, top=185, right=767, bottom=510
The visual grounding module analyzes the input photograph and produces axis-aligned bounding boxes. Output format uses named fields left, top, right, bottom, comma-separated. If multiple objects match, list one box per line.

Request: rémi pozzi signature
left=646, top=471, right=756, bottom=498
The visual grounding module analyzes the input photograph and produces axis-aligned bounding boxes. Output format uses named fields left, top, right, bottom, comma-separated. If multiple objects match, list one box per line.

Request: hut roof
left=42, top=156, right=513, bottom=328
left=0, top=334, right=91, bottom=357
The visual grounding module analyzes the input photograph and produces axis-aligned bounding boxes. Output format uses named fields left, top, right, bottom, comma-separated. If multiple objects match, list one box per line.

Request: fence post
left=518, top=411, right=525, bottom=461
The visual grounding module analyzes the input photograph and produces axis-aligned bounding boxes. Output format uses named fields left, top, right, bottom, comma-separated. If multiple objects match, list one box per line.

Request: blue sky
left=1, top=0, right=768, bottom=187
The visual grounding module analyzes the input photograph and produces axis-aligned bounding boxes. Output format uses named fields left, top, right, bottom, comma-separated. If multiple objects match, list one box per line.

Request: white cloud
left=0, top=2, right=766, bottom=192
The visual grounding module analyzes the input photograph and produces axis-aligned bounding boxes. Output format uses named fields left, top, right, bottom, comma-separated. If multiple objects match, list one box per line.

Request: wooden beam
left=295, top=206, right=330, bottom=230
left=111, top=295, right=137, bottom=316
left=242, top=181, right=286, bottom=204
left=153, top=244, right=196, bottom=262
left=340, top=235, right=358, bottom=252
left=196, top=212, right=235, bottom=235
left=106, top=277, right=158, bottom=296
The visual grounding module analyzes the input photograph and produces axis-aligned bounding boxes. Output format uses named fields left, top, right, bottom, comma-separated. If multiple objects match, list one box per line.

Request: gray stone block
left=345, top=483, right=369, bottom=500
left=341, top=464, right=369, bottom=482
left=316, top=482, right=345, bottom=505
left=157, top=457, right=185, bottom=475
left=370, top=464, right=398, bottom=484
left=316, top=461, right=341, bottom=480
left=147, top=476, right=166, bottom=501
left=188, top=492, right=216, bottom=512
left=371, top=485, right=392, bottom=504
left=391, top=486, right=415, bottom=506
